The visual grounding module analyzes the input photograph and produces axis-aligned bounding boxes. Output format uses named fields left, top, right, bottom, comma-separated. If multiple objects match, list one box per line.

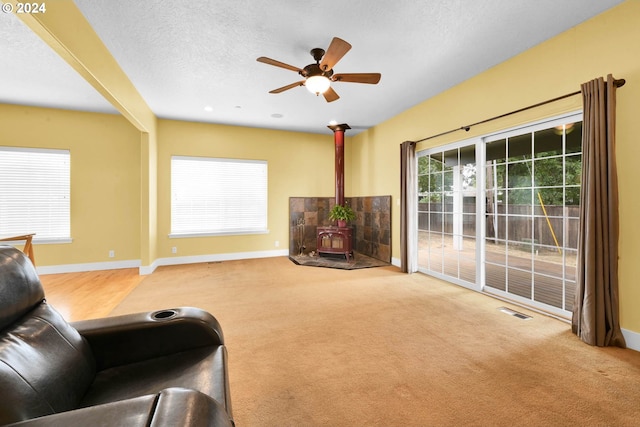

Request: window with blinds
left=0, top=147, right=71, bottom=242
left=170, top=156, right=268, bottom=236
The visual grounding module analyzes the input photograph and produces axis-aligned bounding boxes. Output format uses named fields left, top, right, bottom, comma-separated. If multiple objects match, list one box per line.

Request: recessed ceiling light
left=235, top=105, right=242, bottom=109
left=204, top=105, right=213, bottom=112
left=271, top=113, right=284, bottom=119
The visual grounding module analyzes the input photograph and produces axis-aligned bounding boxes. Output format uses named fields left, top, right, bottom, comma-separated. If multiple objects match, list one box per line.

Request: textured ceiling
left=0, top=0, right=624, bottom=134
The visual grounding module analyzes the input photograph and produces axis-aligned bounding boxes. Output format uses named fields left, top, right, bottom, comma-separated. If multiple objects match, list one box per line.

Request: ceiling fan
left=257, top=37, right=381, bottom=103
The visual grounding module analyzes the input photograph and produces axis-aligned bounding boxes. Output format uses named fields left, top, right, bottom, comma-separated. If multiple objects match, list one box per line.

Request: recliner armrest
left=5, top=388, right=234, bottom=427
left=71, top=307, right=226, bottom=370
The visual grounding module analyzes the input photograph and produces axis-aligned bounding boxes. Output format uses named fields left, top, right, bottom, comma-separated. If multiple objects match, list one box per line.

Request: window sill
left=34, top=238, right=73, bottom=244
left=169, top=229, right=269, bottom=238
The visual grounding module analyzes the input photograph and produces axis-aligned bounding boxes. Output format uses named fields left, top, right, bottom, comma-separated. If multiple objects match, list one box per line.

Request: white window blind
left=171, top=156, right=268, bottom=236
left=0, top=147, right=71, bottom=242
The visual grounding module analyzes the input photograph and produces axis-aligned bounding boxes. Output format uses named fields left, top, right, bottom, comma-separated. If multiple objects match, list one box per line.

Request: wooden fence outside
left=418, top=203, right=580, bottom=250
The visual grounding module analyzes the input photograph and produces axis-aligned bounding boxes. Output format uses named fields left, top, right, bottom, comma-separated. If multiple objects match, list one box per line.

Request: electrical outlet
left=275, top=240, right=279, bottom=247
left=108, top=250, right=115, bottom=258
left=171, top=247, right=177, bottom=254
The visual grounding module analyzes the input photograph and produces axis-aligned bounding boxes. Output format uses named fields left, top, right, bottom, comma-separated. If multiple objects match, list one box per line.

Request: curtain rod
left=413, top=78, right=626, bottom=144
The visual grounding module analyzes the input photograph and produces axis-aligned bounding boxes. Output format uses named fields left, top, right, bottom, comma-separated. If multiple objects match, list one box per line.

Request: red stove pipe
left=328, top=123, right=350, bottom=206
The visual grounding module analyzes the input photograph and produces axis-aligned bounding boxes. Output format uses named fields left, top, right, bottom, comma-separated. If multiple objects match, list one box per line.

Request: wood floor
left=39, top=268, right=144, bottom=322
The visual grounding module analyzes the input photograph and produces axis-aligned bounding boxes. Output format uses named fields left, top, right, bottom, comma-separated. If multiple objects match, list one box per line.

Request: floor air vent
left=498, top=307, right=532, bottom=320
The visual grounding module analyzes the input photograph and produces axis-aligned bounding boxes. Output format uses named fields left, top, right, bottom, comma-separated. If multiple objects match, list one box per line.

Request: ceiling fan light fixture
left=257, top=37, right=380, bottom=102
left=305, top=75, right=330, bottom=95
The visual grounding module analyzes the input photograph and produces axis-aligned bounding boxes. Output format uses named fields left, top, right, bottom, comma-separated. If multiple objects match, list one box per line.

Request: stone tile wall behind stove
left=289, top=196, right=391, bottom=263
left=352, top=196, right=391, bottom=263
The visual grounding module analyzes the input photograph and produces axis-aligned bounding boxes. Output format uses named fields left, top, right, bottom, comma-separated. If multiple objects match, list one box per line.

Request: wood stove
left=317, top=226, right=353, bottom=260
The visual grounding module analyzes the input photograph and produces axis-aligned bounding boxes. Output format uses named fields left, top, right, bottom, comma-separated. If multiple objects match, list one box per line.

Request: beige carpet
left=110, top=257, right=640, bottom=427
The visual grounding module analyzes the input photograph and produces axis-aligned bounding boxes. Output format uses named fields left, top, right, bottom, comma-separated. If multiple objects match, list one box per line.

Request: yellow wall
left=156, top=120, right=341, bottom=259
left=140, top=130, right=159, bottom=267
left=0, top=105, right=343, bottom=265
left=351, top=1, right=640, bottom=333
left=0, top=104, right=142, bottom=264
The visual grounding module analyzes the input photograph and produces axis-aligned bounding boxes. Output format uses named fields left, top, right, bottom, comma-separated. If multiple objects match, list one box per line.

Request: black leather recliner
left=0, top=245, right=234, bottom=426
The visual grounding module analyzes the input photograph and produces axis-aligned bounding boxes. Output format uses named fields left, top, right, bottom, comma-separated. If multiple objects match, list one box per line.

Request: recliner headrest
left=0, top=245, right=45, bottom=331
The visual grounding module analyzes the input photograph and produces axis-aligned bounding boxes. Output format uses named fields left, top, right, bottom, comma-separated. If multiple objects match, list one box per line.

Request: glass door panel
left=418, top=145, right=477, bottom=286
left=508, top=268, right=532, bottom=299
left=483, top=117, right=581, bottom=314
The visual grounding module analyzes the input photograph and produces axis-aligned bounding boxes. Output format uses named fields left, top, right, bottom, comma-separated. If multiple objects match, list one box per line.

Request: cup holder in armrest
left=151, top=309, right=178, bottom=321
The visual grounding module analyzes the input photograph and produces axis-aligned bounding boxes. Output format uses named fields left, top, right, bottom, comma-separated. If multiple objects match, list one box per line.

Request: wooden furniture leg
left=0, top=234, right=36, bottom=266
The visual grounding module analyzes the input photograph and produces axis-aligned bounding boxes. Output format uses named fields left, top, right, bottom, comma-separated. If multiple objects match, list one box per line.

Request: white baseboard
left=622, top=328, right=640, bottom=352
left=34, top=249, right=290, bottom=275
left=391, top=257, right=401, bottom=268
left=139, top=258, right=161, bottom=276
left=139, top=249, right=290, bottom=275
left=36, top=259, right=141, bottom=275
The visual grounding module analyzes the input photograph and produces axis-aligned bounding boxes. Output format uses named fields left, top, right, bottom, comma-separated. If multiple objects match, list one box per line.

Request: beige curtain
left=572, top=75, right=626, bottom=348
left=400, top=141, right=418, bottom=273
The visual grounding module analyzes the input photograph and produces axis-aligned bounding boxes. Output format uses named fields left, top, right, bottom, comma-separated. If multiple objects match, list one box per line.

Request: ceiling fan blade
left=332, top=73, right=381, bottom=84
left=323, top=86, right=340, bottom=103
left=257, top=56, right=303, bottom=73
left=269, top=81, right=305, bottom=94
left=319, top=37, right=352, bottom=72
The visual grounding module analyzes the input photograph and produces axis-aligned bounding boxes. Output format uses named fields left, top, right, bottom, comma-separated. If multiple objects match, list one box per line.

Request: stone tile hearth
left=289, top=251, right=390, bottom=270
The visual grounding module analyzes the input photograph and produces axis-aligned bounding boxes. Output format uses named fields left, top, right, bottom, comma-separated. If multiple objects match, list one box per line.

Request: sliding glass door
left=417, top=144, right=478, bottom=289
left=417, top=113, right=582, bottom=317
